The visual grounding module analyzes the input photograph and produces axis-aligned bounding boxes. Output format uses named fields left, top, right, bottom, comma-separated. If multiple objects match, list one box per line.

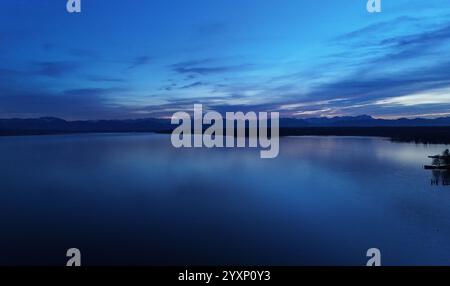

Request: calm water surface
left=0, top=133, right=449, bottom=265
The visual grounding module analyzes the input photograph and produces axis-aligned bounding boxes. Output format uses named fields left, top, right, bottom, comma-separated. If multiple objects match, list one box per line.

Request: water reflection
left=1, top=134, right=450, bottom=265
left=426, top=149, right=450, bottom=186
left=431, top=170, right=450, bottom=186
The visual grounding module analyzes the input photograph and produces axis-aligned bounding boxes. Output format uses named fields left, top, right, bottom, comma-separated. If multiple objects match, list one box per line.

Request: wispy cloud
left=375, top=87, right=450, bottom=107
left=34, top=61, right=78, bottom=78
left=86, top=75, right=124, bottom=83
left=170, top=59, right=251, bottom=75
left=0, top=87, right=127, bottom=120
left=179, top=81, right=205, bottom=89
left=126, top=56, right=152, bottom=71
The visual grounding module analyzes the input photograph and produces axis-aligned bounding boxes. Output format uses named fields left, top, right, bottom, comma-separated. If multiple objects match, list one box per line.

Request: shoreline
left=1, top=126, right=450, bottom=145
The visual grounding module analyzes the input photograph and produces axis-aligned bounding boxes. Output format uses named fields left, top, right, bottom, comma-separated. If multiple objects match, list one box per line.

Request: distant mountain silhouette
left=1, top=115, right=450, bottom=136
left=280, top=115, right=450, bottom=127
left=2, top=115, right=450, bottom=144
left=0, top=117, right=172, bottom=135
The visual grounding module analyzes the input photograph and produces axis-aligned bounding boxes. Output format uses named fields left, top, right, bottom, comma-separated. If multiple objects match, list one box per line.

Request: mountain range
left=2, top=116, right=450, bottom=143
left=279, top=115, right=450, bottom=127
left=1, top=115, right=450, bottom=134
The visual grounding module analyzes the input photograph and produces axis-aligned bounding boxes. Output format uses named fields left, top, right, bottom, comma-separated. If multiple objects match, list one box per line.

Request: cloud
left=33, top=61, right=78, bottom=78
left=179, top=82, right=204, bottom=89
left=174, top=66, right=236, bottom=75
left=159, top=83, right=177, bottom=91
left=171, top=59, right=250, bottom=75
left=335, top=16, right=419, bottom=43
left=338, top=17, right=450, bottom=64
left=86, top=75, right=124, bottom=83
left=306, top=60, right=450, bottom=103
left=375, top=87, right=450, bottom=107
left=62, top=87, right=127, bottom=97
left=126, top=56, right=152, bottom=70
left=0, top=87, right=127, bottom=120
left=382, top=25, right=450, bottom=47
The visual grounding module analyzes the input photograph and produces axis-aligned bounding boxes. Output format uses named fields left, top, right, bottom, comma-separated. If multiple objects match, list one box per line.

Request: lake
left=0, top=133, right=449, bottom=266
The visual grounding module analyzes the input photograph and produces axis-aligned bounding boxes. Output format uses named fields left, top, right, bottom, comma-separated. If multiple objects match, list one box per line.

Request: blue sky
left=1, top=0, right=450, bottom=119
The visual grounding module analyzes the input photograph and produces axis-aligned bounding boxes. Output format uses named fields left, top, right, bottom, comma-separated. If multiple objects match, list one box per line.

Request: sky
left=1, top=0, right=450, bottom=120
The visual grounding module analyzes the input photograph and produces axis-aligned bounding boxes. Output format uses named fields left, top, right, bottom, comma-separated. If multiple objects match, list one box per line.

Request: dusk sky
left=1, top=0, right=450, bottom=119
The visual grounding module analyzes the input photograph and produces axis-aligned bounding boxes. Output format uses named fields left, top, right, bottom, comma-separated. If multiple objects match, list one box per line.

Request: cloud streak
left=126, top=56, right=152, bottom=71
